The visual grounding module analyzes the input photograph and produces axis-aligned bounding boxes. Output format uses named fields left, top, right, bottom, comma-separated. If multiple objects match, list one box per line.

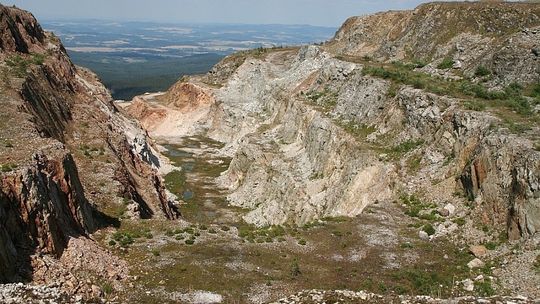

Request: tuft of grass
left=5, top=53, right=46, bottom=77
left=464, top=100, right=487, bottom=111
left=474, top=65, right=491, bottom=77
left=336, top=119, right=376, bottom=140
left=484, top=242, right=497, bottom=250
left=111, top=231, right=136, bottom=247
left=452, top=217, right=466, bottom=226
left=387, top=140, right=424, bottom=158
left=0, top=163, right=17, bottom=173
left=437, top=57, right=454, bottom=70
left=400, top=194, right=436, bottom=219
left=101, top=282, right=113, bottom=296
left=290, top=259, right=301, bottom=277
left=423, top=224, right=436, bottom=236
left=305, top=88, right=339, bottom=111
left=474, top=279, right=495, bottom=297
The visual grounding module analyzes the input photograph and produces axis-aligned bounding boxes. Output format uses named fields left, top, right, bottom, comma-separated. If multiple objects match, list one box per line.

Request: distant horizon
left=41, top=18, right=338, bottom=29
left=0, top=0, right=446, bottom=27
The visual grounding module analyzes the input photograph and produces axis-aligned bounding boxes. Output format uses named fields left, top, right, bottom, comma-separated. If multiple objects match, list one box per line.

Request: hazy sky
left=1, top=0, right=438, bottom=27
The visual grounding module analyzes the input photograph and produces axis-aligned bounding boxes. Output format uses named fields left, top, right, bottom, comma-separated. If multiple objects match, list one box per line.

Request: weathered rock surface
left=326, top=2, right=540, bottom=86
left=126, top=2, right=540, bottom=298
left=0, top=2, right=178, bottom=291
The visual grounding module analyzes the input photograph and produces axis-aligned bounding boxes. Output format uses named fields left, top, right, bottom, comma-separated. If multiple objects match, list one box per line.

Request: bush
left=298, top=239, right=307, bottom=246
left=423, top=224, right=436, bottom=236
left=108, top=240, right=117, bottom=246
left=151, top=249, right=160, bottom=257
left=437, top=57, right=454, bottom=69
left=112, top=232, right=135, bottom=247
left=185, top=239, right=195, bottom=245
left=290, top=259, right=301, bottom=277
left=475, top=66, right=491, bottom=77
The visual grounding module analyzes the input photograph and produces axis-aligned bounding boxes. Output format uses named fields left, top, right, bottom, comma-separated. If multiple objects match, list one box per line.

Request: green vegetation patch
left=237, top=224, right=287, bottom=243
left=437, top=57, right=454, bottom=70
left=400, top=194, right=437, bottom=220
left=0, top=163, right=17, bottom=173
left=361, top=61, right=538, bottom=119
left=335, top=119, right=376, bottom=140
left=386, top=140, right=424, bottom=158
left=304, top=87, right=339, bottom=112
left=5, top=53, right=46, bottom=77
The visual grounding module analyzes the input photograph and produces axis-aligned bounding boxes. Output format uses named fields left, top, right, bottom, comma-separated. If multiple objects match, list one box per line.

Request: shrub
left=423, top=224, right=436, bottom=236
left=400, top=194, right=432, bottom=218
left=475, top=66, right=491, bottom=77
left=220, top=225, right=230, bottom=231
left=185, top=239, right=195, bottom=245
left=298, top=239, right=307, bottom=246
left=112, top=232, right=135, bottom=247
left=151, top=249, right=160, bottom=257
left=504, top=96, right=532, bottom=116
left=437, top=57, right=454, bottom=69
left=108, top=240, right=117, bottom=246
left=484, top=242, right=497, bottom=250
left=452, top=218, right=466, bottom=226
left=290, top=259, right=301, bottom=277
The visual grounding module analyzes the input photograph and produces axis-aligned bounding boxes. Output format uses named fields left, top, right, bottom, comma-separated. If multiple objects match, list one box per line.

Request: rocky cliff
left=130, top=2, right=540, bottom=243
left=0, top=3, right=178, bottom=288
left=327, top=1, right=540, bottom=87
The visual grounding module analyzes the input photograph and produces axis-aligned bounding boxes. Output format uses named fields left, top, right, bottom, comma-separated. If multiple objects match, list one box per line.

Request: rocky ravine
left=0, top=3, right=178, bottom=298
left=127, top=1, right=540, bottom=300
left=0, top=1, right=539, bottom=303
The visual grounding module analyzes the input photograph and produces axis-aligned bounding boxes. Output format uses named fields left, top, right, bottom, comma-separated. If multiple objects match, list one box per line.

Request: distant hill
left=43, top=20, right=337, bottom=100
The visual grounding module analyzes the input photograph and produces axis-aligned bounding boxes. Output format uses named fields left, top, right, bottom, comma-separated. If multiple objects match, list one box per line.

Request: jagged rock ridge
left=0, top=3, right=179, bottom=290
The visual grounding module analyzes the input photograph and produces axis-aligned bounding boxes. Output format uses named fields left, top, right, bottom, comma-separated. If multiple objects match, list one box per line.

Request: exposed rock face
left=0, top=5, right=45, bottom=53
left=130, top=2, right=540, bottom=239
left=327, top=2, right=540, bottom=86
left=0, top=3, right=178, bottom=285
left=0, top=151, right=95, bottom=281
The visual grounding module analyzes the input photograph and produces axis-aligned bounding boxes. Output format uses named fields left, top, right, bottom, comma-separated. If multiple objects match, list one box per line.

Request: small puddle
left=161, top=136, right=239, bottom=224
